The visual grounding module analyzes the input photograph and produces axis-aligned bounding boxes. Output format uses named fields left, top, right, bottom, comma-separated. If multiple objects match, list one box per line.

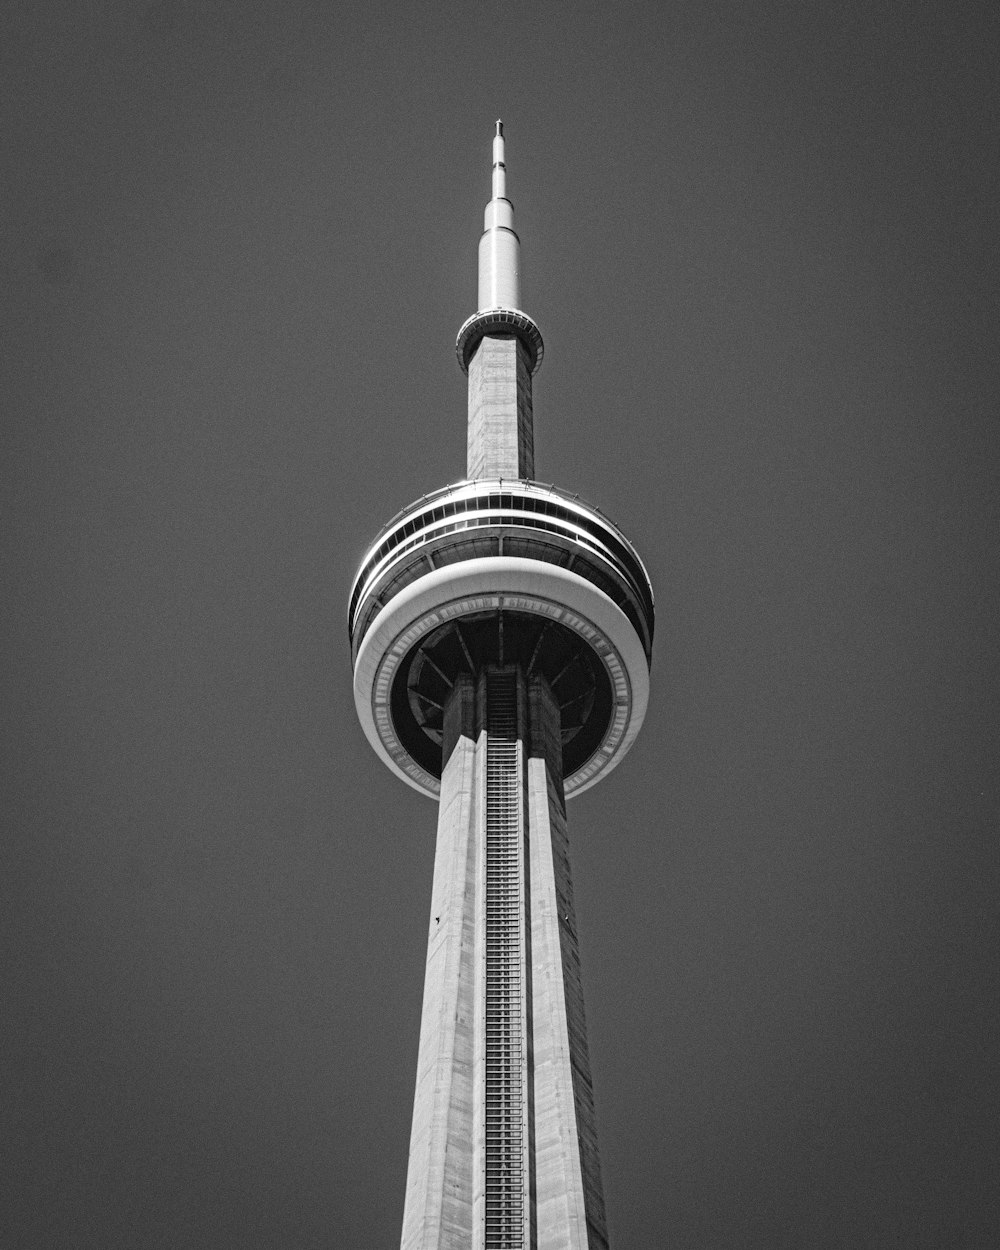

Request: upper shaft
left=468, top=122, right=534, bottom=480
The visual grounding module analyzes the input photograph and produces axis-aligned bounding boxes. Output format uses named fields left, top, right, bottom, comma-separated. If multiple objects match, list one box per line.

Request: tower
left=349, top=124, right=653, bottom=1250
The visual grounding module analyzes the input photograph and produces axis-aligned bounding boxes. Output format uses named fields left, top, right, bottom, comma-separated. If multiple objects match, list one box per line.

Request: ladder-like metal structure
left=484, top=673, right=527, bottom=1249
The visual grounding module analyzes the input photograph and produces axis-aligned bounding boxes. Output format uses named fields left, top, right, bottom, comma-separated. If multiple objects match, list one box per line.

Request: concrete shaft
left=467, top=335, right=534, bottom=480
left=400, top=669, right=608, bottom=1250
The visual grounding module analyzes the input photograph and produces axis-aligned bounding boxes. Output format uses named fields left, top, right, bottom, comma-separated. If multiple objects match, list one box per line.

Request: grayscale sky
left=3, top=2, right=998, bottom=1246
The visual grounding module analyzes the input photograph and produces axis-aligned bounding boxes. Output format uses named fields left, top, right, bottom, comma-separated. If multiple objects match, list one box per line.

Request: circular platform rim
left=455, top=308, right=544, bottom=375
left=348, top=478, right=654, bottom=663
left=352, top=557, right=650, bottom=801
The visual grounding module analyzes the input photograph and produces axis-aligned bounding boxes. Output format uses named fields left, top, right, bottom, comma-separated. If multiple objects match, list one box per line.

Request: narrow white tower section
left=459, top=123, right=542, bottom=481
left=478, top=121, right=520, bottom=311
left=349, top=123, right=654, bottom=1250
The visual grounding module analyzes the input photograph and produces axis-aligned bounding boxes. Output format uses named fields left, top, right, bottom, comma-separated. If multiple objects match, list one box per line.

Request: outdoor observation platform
left=349, top=478, right=654, bottom=800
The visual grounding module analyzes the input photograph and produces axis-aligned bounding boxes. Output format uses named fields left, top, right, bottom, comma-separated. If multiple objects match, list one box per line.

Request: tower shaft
left=401, top=670, right=608, bottom=1250
left=467, top=335, right=534, bottom=479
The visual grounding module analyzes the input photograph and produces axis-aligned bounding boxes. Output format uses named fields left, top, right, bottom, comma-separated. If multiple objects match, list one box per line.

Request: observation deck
left=350, top=478, right=654, bottom=799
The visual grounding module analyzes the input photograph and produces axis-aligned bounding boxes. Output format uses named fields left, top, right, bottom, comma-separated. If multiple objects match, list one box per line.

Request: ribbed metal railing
left=484, top=674, right=525, bottom=1249
left=347, top=479, right=654, bottom=657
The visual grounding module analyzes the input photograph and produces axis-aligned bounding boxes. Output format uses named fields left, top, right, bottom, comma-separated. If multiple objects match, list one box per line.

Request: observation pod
left=350, top=479, right=654, bottom=799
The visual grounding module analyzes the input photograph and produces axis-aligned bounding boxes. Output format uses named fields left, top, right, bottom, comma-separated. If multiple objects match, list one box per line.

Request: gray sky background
left=3, top=2, right=998, bottom=1246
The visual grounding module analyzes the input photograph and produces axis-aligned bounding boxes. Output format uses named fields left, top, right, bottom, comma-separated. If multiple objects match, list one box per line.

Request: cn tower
left=349, top=123, right=654, bottom=1250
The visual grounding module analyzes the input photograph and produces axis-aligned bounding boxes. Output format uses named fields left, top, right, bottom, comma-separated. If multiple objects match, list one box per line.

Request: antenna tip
left=495, top=119, right=504, bottom=137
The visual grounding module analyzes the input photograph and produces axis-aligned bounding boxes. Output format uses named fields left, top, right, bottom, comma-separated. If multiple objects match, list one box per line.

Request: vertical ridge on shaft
left=484, top=673, right=529, bottom=1248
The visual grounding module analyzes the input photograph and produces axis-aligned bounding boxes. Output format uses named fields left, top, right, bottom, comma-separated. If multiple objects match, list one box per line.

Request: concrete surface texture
left=400, top=672, right=607, bottom=1249
left=466, top=335, right=534, bottom=480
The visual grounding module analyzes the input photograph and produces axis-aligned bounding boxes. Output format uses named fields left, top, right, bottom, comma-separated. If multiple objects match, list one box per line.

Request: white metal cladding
left=352, top=512, right=639, bottom=646
left=349, top=480, right=654, bottom=653
left=351, top=480, right=650, bottom=600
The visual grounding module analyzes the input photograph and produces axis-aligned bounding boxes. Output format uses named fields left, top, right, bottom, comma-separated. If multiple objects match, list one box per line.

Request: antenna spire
left=479, top=118, right=519, bottom=310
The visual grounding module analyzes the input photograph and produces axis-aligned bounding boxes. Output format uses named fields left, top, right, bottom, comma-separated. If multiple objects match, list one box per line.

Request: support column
left=401, top=676, right=479, bottom=1250
left=527, top=676, right=609, bottom=1250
